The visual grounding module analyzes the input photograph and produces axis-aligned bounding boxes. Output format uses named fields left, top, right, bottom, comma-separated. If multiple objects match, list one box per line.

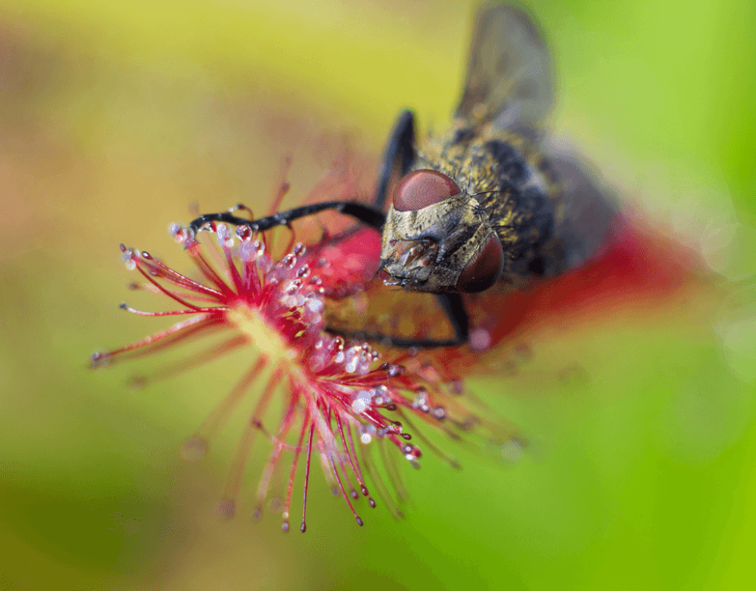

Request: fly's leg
left=188, top=201, right=386, bottom=235
left=374, top=109, right=416, bottom=209
left=435, top=292, right=469, bottom=345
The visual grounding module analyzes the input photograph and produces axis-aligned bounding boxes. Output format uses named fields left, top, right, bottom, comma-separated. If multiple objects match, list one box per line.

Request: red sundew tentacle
left=328, top=454, right=363, bottom=527
left=335, top=414, right=368, bottom=501
left=120, top=304, right=226, bottom=317
left=267, top=154, right=292, bottom=217
left=301, top=384, right=339, bottom=453
left=358, top=408, right=399, bottom=434
left=343, top=421, right=368, bottom=493
left=238, top=244, right=266, bottom=302
left=112, top=317, right=226, bottom=363
left=300, top=420, right=315, bottom=533
left=217, top=366, right=282, bottom=519
left=395, top=408, right=461, bottom=469
left=254, top=428, right=308, bottom=453
left=138, top=254, right=224, bottom=299
left=233, top=203, right=256, bottom=221
left=136, top=334, right=249, bottom=388
left=327, top=409, right=358, bottom=500
left=187, top=242, right=234, bottom=297
left=134, top=264, right=206, bottom=312
left=127, top=282, right=221, bottom=304
left=359, top=440, right=403, bottom=519
left=272, top=227, right=297, bottom=266
left=422, top=384, right=486, bottom=419
left=317, top=442, right=338, bottom=496
left=378, top=437, right=409, bottom=504
left=90, top=314, right=219, bottom=367
left=282, top=416, right=309, bottom=533
left=222, top=245, right=244, bottom=295
left=253, top=400, right=297, bottom=519
left=186, top=353, right=266, bottom=448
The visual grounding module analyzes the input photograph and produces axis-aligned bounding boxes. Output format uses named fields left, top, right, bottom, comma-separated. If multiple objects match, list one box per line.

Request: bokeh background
left=1, top=0, right=755, bottom=589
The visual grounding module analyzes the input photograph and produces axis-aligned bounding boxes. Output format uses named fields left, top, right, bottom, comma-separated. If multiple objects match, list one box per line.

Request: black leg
left=435, top=292, right=470, bottom=345
left=374, top=110, right=417, bottom=209
left=189, top=201, right=386, bottom=235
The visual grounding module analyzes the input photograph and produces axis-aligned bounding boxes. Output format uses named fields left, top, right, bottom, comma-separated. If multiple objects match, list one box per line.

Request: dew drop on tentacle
left=235, top=225, right=253, bottom=242
left=253, top=239, right=266, bottom=257
left=386, top=364, right=405, bottom=378
left=281, top=253, right=297, bottom=269
left=181, top=436, right=207, bottom=462
left=121, top=248, right=137, bottom=271
left=403, top=443, right=422, bottom=463
left=216, top=499, right=236, bottom=520
left=412, top=388, right=430, bottom=412
left=500, top=438, right=525, bottom=463
left=350, top=390, right=372, bottom=414
left=470, top=327, right=493, bottom=352
left=89, top=351, right=111, bottom=368
left=269, top=497, right=283, bottom=513
left=169, top=222, right=188, bottom=243
left=306, top=297, right=323, bottom=314
left=359, top=424, right=376, bottom=444
left=215, top=223, right=235, bottom=248
left=447, top=379, right=465, bottom=395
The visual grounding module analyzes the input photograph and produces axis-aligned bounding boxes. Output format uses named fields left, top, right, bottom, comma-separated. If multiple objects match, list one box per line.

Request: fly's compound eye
left=456, top=234, right=504, bottom=293
left=392, top=170, right=461, bottom=212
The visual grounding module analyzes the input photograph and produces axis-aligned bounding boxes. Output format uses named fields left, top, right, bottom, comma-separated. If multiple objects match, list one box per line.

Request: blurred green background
left=1, top=0, right=755, bottom=589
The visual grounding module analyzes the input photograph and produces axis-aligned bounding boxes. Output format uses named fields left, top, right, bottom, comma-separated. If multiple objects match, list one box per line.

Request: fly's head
left=380, top=170, right=504, bottom=293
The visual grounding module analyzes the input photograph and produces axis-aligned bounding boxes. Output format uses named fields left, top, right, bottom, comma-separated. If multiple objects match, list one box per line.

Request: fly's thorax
left=380, top=193, right=502, bottom=293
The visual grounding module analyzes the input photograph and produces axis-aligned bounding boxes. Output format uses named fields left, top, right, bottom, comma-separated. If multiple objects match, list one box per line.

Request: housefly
left=189, top=3, right=617, bottom=348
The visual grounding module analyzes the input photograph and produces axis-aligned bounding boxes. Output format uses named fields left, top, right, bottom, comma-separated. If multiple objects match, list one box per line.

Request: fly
left=189, top=3, right=617, bottom=348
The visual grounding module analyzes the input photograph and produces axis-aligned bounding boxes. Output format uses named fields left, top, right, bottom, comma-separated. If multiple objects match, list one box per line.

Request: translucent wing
left=455, top=3, right=554, bottom=132
left=545, top=143, right=618, bottom=271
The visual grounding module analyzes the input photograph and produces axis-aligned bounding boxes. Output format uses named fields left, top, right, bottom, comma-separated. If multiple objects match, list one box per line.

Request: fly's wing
left=455, top=3, right=553, bottom=133
left=544, top=144, right=619, bottom=271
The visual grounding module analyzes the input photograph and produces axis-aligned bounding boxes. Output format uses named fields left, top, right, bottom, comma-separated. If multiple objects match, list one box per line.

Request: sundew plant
left=91, top=195, right=520, bottom=532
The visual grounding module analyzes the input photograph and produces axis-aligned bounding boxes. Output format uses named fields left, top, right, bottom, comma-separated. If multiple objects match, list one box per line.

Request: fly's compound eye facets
left=456, top=233, right=504, bottom=293
left=393, top=170, right=461, bottom=212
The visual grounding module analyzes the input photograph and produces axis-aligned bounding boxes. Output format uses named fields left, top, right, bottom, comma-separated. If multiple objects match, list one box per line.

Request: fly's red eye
left=456, top=234, right=504, bottom=293
left=393, top=170, right=460, bottom=212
